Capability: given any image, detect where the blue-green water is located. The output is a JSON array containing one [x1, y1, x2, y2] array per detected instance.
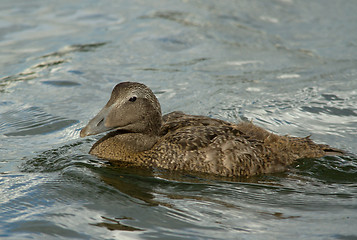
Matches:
[[1, 1, 357, 239]]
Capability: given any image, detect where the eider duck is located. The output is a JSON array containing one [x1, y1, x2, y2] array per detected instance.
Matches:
[[80, 82, 343, 177]]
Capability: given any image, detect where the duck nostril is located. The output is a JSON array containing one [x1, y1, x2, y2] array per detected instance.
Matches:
[[97, 118, 104, 127]]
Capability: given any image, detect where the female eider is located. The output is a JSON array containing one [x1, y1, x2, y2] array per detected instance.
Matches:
[[80, 82, 343, 177]]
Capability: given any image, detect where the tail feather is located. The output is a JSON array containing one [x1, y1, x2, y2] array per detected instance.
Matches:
[[236, 121, 344, 162], [318, 144, 345, 156]]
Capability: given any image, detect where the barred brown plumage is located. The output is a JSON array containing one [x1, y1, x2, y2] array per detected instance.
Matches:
[[80, 82, 344, 177]]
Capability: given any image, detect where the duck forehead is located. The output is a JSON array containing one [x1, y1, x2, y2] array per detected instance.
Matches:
[[115, 82, 148, 96], [107, 82, 148, 106]]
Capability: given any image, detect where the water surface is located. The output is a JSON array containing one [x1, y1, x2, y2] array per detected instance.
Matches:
[[1, 0, 357, 239]]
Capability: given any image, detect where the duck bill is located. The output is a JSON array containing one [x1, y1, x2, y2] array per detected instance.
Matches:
[[80, 107, 113, 137]]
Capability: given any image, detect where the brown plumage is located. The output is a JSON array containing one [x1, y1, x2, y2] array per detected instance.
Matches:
[[80, 82, 343, 177]]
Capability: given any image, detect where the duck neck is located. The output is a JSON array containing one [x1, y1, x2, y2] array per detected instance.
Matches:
[[116, 132, 159, 152], [89, 130, 159, 161]]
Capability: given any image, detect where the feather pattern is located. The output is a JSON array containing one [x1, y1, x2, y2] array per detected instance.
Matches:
[[81, 82, 344, 177]]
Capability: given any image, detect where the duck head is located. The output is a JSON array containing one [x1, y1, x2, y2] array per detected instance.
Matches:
[[80, 82, 162, 137]]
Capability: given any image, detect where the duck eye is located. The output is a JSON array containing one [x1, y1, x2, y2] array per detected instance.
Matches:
[[129, 96, 137, 102]]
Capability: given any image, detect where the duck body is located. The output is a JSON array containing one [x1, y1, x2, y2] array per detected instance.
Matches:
[[80, 82, 342, 177]]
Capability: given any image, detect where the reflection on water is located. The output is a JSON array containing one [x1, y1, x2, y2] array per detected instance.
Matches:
[[12, 142, 357, 238], [92, 216, 143, 232], [1, 0, 357, 239]]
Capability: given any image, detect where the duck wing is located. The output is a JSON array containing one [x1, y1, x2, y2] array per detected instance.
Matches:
[[153, 114, 343, 177], [153, 118, 268, 176], [161, 111, 233, 135]]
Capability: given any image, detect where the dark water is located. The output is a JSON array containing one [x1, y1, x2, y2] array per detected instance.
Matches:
[[1, 0, 357, 239]]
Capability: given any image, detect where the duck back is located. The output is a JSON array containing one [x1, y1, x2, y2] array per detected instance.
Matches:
[[138, 112, 341, 177]]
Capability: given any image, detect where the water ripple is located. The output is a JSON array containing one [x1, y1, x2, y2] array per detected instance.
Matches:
[[0, 106, 78, 136]]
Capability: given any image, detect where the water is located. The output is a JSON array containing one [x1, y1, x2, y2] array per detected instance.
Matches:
[[1, 0, 357, 239]]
